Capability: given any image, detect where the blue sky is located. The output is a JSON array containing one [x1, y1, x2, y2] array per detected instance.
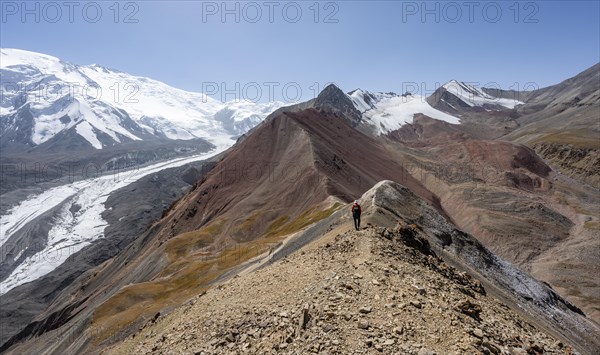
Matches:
[[1, 1, 599, 102]]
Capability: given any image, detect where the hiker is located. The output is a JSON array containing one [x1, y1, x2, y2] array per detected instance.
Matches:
[[352, 200, 361, 231]]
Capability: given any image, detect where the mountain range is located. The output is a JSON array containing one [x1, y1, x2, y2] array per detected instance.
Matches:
[[1, 48, 284, 150], [0, 49, 284, 197], [0, 50, 598, 354]]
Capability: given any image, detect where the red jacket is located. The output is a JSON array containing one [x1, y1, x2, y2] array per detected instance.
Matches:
[[352, 203, 361, 215]]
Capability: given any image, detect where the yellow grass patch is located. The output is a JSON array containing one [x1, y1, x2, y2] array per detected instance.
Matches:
[[91, 203, 342, 345]]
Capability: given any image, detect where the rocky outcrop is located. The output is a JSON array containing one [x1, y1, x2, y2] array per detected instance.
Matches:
[[533, 143, 600, 187]]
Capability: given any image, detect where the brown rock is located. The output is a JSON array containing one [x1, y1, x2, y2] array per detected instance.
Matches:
[[359, 306, 373, 314], [455, 300, 482, 320], [482, 340, 500, 354]]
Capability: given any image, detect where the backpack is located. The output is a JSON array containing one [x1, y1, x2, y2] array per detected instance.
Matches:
[[353, 204, 361, 217]]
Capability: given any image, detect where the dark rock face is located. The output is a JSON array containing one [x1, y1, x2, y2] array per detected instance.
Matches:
[[312, 84, 364, 127], [258, 84, 364, 129], [0, 204, 60, 282], [0, 297, 89, 353], [0, 104, 36, 150]]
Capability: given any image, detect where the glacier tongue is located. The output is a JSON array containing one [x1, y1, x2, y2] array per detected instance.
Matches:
[[0, 142, 232, 294]]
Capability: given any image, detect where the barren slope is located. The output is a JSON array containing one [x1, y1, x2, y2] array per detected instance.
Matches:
[[383, 112, 599, 322]]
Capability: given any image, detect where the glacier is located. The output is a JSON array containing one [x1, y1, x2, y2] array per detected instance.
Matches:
[[0, 142, 231, 294]]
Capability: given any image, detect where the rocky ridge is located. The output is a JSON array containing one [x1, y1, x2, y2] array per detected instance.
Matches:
[[105, 224, 570, 355]]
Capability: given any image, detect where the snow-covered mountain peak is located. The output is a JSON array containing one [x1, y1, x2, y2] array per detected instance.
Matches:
[[443, 80, 489, 98], [1, 48, 61, 68], [346, 87, 459, 135], [442, 79, 523, 109], [1, 48, 286, 149], [347, 88, 399, 113], [1, 48, 92, 86]]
